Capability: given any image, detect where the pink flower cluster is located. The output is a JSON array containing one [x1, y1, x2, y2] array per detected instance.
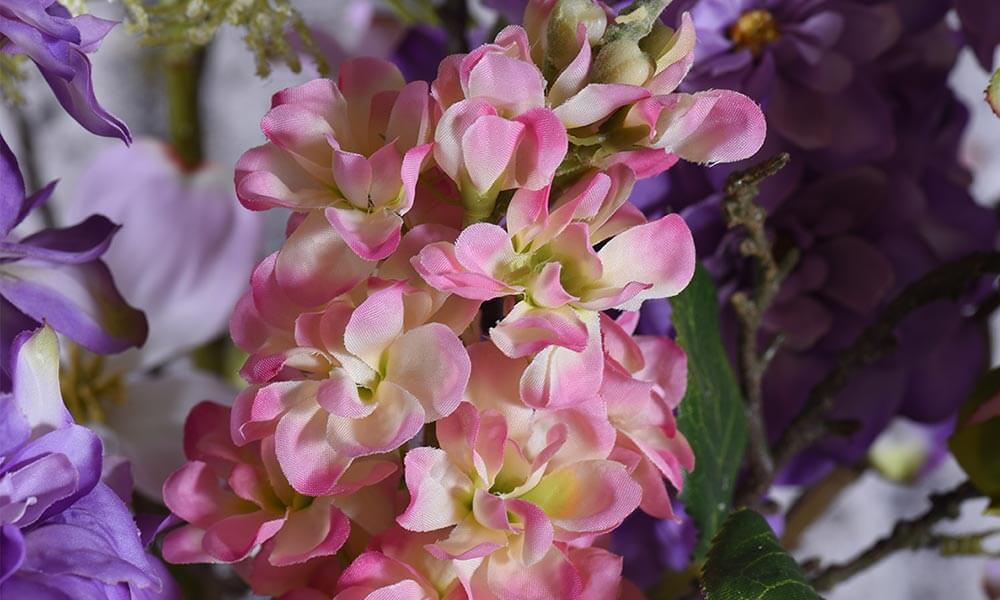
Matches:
[[163, 4, 764, 598]]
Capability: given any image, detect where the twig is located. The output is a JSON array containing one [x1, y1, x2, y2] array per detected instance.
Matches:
[[722, 153, 795, 508], [737, 250, 1000, 504], [809, 480, 982, 592]]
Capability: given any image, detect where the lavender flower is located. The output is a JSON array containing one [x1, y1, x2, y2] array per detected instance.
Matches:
[[0, 135, 146, 387], [0, 326, 173, 598], [0, 0, 130, 142]]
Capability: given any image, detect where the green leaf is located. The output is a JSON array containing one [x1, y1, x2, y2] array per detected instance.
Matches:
[[950, 367, 1000, 513], [671, 265, 748, 559], [703, 509, 820, 600]]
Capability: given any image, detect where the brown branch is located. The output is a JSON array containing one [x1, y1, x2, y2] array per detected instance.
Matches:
[[721, 153, 795, 508], [809, 480, 982, 592], [737, 250, 1000, 504]]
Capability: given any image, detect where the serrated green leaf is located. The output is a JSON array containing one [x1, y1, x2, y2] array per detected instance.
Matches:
[[671, 265, 748, 559], [950, 367, 1000, 513], [703, 509, 820, 600]]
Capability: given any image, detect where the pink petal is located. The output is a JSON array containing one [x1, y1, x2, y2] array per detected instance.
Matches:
[[344, 283, 406, 369], [235, 143, 324, 211], [519, 311, 604, 409], [328, 381, 426, 456], [650, 90, 766, 164], [548, 25, 592, 107], [455, 223, 518, 276], [434, 100, 497, 183], [413, 241, 512, 300], [275, 404, 353, 496], [553, 84, 650, 129], [529, 262, 578, 308], [461, 115, 525, 193], [522, 460, 641, 535], [325, 206, 403, 261], [386, 80, 434, 150], [275, 212, 375, 307], [269, 502, 351, 566], [385, 323, 471, 421], [512, 108, 568, 190], [161, 525, 214, 564], [203, 511, 285, 562], [486, 546, 582, 600], [316, 369, 373, 418], [646, 12, 696, 95], [595, 214, 695, 310], [261, 103, 335, 170], [466, 52, 546, 116], [331, 149, 374, 208], [491, 303, 589, 357], [397, 447, 471, 532], [506, 499, 554, 567]]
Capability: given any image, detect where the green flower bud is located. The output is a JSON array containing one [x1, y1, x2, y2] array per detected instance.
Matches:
[[592, 39, 654, 86], [546, 0, 607, 70]]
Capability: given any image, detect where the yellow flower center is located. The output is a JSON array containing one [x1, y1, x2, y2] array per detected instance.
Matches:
[[59, 342, 125, 423], [728, 9, 780, 56]]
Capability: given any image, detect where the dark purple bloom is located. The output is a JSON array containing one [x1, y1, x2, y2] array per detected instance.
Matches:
[[0, 135, 147, 388], [636, 1, 999, 485], [955, 0, 1000, 70], [611, 504, 697, 589], [0, 326, 173, 598], [662, 0, 902, 161], [0, 0, 130, 142]]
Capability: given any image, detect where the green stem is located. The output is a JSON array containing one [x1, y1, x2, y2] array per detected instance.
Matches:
[[164, 46, 207, 169]]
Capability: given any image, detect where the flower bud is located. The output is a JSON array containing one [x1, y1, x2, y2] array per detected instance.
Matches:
[[592, 39, 654, 86], [546, 0, 607, 70]]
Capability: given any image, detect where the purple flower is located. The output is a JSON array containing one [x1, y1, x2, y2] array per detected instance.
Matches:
[[635, 3, 999, 485], [0, 0, 130, 142], [0, 326, 174, 598], [611, 504, 697, 589], [0, 135, 147, 388], [955, 0, 1000, 70], [662, 0, 901, 160]]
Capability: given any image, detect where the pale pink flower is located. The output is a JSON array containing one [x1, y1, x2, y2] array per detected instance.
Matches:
[[600, 315, 694, 519], [396, 399, 638, 599], [161, 402, 397, 572], [432, 27, 568, 202], [413, 180, 695, 408], [235, 58, 434, 260], [231, 283, 471, 496], [334, 528, 473, 599]]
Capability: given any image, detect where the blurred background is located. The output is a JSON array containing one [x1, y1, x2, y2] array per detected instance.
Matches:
[[2, 1, 999, 598]]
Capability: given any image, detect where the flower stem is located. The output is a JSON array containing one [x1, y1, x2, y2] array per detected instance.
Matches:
[[164, 46, 207, 169], [722, 153, 795, 509]]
